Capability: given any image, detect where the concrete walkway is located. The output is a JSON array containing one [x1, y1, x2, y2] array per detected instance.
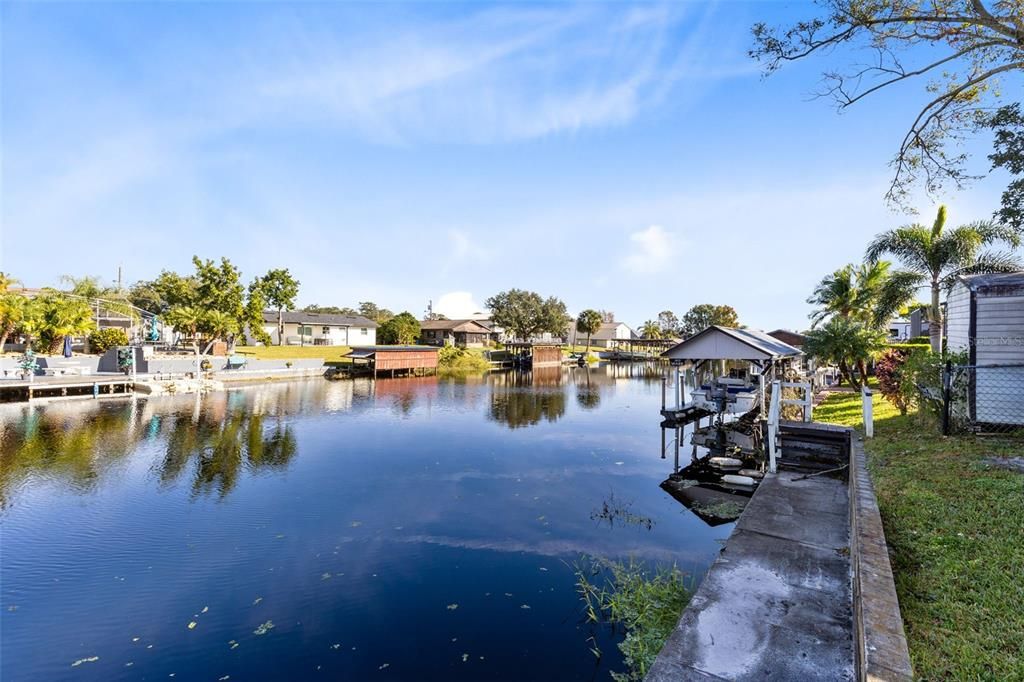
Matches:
[[647, 472, 853, 681]]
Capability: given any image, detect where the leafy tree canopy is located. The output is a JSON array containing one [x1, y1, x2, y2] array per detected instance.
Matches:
[[751, 0, 1024, 205], [485, 289, 570, 341], [679, 304, 740, 338], [656, 310, 679, 337], [986, 102, 1024, 233], [378, 311, 422, 345], [303, 304, 359, 316], [358, 302, 394, 324], [260, 268, 300, 311]]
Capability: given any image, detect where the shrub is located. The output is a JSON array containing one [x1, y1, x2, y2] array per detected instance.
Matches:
[[438, 344, 490, 374], [875, 348, 913, 415], [89, 328, 128, 354]]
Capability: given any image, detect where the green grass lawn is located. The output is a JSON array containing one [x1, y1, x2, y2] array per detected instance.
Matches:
[[816, 389, 1024, 679], [233, 345, 352, 363]]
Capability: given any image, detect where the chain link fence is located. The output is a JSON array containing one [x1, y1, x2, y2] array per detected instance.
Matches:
[[941, 364, 1024, 435]]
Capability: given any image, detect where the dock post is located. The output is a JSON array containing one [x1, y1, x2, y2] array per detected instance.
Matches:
[[661, 376, 667, 411], [862, 385, 874, 438], [673, 426, 680, 473], [93, 382, 99, 399], [660, 426, 666, 460], [674, 366, 682, 409]]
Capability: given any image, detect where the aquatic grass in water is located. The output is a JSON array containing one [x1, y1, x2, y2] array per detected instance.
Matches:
[[575, 558, 693, 682]]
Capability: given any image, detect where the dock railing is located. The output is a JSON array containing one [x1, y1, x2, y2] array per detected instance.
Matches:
[[780, 381, 813, 422], [766, 380, 781, 473]]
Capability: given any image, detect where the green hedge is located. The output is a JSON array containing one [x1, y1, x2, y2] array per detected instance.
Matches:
[[89, 328, 129, 354]]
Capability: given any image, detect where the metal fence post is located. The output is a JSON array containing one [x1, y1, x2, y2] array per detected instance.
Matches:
[[862, 385, 874, 438], [941, 360, 951, 436]]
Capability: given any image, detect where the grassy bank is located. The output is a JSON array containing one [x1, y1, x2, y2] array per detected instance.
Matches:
[[816, 389, 1024, 679]]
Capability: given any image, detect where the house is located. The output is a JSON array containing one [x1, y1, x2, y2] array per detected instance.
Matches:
[[420, 319, 492, 348], [887, 310, 929, 341], [564, 321, 637, 349], [766, 329, 807, 349], [945, 272, 1024, 426], [252, 311, 377, 346], [474, 319, 508, 344]]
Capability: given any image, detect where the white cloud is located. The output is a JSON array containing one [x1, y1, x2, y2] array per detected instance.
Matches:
[[434, 291, 487, 319], [621, 225, 675, 275]]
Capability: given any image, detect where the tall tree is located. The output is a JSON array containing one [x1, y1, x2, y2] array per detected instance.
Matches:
[[639, 320, 662, 339], [245, 280, 273, 346], [192, 257, 245, 342], [259, 268, 300, 346], [36, 292, 96, 354], [679, 304, 740, 338], [865, 204, 1021, 352], [0, 291, 26, 351], [201, 310, 240, 354], [657, 310, 679, 337], [986, 103, 1024, 234], [485, 289, 569, 341], [165, 305, 205, 362], [129, 270, 197, 315], [750, 1, 1024, 204], [358, 302, 394, 324], [303, 304, 359, 316], [378, 312, 421, 345], [575, 309, 603, 354]]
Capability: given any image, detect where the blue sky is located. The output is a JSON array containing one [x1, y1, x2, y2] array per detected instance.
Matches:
[[0, 1, 1016, 331]]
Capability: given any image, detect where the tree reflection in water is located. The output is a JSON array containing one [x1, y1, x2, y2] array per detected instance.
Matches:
[[489, 367, 567, 429], [0, 388, 300, 505]]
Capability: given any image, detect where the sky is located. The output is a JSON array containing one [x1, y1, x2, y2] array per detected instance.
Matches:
[[1, 1, 1018, 331]]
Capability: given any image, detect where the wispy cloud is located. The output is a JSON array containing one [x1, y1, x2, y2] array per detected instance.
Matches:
[[622, 225, 676, 275]]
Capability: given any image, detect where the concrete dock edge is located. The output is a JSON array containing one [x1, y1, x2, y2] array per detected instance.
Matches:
[[849, 436, 914, 681]]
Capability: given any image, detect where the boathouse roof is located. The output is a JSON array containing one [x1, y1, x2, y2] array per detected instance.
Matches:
[[660, 326, 803, 363]]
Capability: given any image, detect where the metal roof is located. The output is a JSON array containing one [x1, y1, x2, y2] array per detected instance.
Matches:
[[346, 345, 440, 358], [958, 272, 1024, 292], [262, 311, 378, 327], [661, 325, 804, 363]]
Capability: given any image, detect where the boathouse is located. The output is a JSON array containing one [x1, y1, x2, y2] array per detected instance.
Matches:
[[419, 319, 492, 348], [661, 325, 803, 370], [345, 345, 439, 377]]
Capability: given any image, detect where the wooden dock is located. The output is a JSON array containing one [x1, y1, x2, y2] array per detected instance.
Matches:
[[0, 376, 135, 403]]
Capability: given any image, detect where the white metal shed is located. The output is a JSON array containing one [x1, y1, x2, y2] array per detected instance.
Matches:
[[945, 272, 1024, 426]]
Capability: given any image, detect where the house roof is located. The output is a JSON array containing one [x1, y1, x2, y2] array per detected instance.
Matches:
[[661, 325, 803, 363], [958, 272, 1024, 293], [420, 319, 492, 333], [567, 321, 637, 340], [766, 329, 807, 347], [263, 311, 378, 327]]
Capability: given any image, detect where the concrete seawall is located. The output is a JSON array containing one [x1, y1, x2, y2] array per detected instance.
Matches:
[[647, 424, 912, 681]]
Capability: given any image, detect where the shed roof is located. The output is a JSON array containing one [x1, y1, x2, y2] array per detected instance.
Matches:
[[767, 329, 807, 347], [346, 345, 440, 359], [957, 272, 1024, 293], [263, 311, 378, 327], [661, 326, 803, 363]]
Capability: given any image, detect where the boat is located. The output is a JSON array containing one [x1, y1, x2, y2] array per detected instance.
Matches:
[[689, 376, 759, 414]]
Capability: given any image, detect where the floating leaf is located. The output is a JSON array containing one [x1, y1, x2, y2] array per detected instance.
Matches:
[[201, 606, 209, 614], [71, 657, 99, 667], [131, 637, 140, 642], [461, 653, 469, 662], [252, 597, 263, 606], [446, 604, 459, 611], [321, 573, 332, 580], [331, 644, 341, 650], [187, 622, 197, 630], [520, 604, 531, 610], [253, 620, 275, 636], [539, 567, 548, 572], [378, 663, 390, 670], [350, 521, 362, 528]]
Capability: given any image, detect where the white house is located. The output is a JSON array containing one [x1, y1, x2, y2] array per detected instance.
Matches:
[[564, 321, 637, 349], [252, 311, 377, 346], [945, 272, 1024, 426]]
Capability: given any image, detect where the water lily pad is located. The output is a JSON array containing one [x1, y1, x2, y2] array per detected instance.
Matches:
[[253, 620, 274, 636]]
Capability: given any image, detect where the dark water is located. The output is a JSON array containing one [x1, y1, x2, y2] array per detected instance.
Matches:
[[1, 365, 729, 681]]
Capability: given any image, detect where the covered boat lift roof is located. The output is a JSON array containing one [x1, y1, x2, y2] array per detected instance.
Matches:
[[661, 326, 803, 365]]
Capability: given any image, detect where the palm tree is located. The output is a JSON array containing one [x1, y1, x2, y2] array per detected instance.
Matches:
[[37, 293, 95, 354], [201, 310, 240, 354], [866, 205, 1021, 352], [804, 317, 886, 389], [807, 261, 918, 330], [575, 309, 603, 356], [0, 292, 26, 351], [639, 320, 662, 339], [166, 305, 205, 361]]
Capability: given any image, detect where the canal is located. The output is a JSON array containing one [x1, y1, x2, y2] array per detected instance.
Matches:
[[1, 365, 730, 681]]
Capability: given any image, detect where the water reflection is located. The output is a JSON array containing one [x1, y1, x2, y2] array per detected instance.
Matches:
[[488, 369, 567, 429]]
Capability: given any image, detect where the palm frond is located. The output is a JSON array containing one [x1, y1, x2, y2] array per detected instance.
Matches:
[[870, 270, 925, 329], [864, 226, 933, 273], [930, 205, 947, 240], [941, 251, 1024, 288]]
